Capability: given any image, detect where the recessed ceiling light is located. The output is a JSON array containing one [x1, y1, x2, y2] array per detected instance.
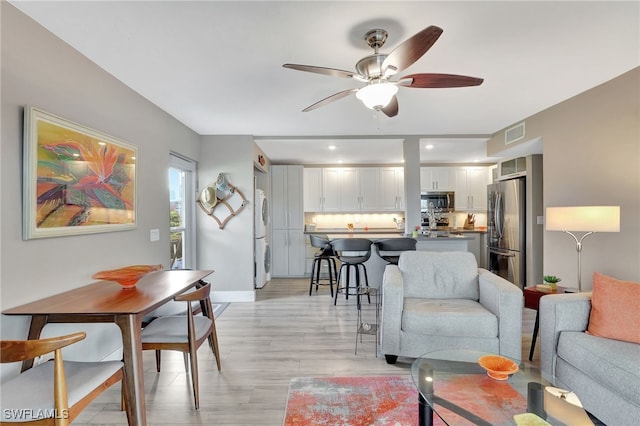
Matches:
[[337, 160, 343, 164], [473, 159, 479, 163], [328, 145, 336, 150], [425, 144, 434, 150]]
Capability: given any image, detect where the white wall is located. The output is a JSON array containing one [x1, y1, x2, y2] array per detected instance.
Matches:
[[488, 67, 640, 288], [197, 136, 256, 301], [0, 3, 201, 377], [403, 137, 422, 233]]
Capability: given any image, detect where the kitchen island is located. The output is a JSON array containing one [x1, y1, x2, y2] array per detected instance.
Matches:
[[307, 231, 473, 290]]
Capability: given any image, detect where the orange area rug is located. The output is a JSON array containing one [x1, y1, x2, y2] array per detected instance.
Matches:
[[284, 376, 417, 426], [284, 375, 528, 425]]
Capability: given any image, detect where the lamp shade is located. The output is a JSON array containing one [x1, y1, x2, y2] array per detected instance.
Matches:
[[546, 206, 620, 232], [355, 82, 398, 110]]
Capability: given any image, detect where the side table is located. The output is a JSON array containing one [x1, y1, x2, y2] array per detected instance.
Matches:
[[355, 287, 380, 356], [523, 286, 569, 361]]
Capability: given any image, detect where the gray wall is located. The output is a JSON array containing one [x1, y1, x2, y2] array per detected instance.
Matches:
[[1, 3, 201, 375], [198, 136, 256, 301], [488, 67, 640, 288]]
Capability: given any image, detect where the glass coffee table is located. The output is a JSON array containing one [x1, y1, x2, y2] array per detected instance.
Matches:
[[411, 350, 594, 426]]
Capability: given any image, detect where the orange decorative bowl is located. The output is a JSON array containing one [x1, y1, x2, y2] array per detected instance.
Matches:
[[478, 355, 519, 380], [92, 264, 163, 288]]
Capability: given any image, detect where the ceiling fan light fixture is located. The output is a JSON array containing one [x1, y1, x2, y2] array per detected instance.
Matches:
[[356, 82, 398, 110]]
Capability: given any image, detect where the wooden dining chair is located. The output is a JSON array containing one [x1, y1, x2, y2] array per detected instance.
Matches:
[[140, 282, 220, 410], [0, 332, 127, 426], [141, 276, 207, 327]]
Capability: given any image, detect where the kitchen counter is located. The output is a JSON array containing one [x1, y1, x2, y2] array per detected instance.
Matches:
[[320, 232, 473, 241], [304, 227, 485, 235], [413, 233, 473, 241], [304, 228, 402, 235]]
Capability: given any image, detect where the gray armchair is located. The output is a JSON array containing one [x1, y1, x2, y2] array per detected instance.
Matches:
[[381, 251, 523, 364]]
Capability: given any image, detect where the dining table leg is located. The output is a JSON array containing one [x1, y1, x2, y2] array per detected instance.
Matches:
[[116, 314, 146, 426], [20, 314, 48, 372]]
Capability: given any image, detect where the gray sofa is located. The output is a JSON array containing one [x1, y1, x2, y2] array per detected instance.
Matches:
[[381, 251, 523, 364], [540, 293, 640, 426]]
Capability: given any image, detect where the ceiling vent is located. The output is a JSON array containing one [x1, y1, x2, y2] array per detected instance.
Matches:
[[505, 122, 525, 145]]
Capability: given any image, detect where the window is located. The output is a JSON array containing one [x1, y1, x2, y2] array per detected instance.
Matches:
[[169, 154, 197, 269]]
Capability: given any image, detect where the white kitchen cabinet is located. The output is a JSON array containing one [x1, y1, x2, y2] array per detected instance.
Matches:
[[421, 167, 455, 191], [357, 168, 380, 211], [379, 167, 404, 211], [455, 167, 489, 211], [271, 165, 305, 277], [271, 229, 306, 277], [338, 168, 374, 211], [321, 168, 341, 212], [303, 168, 323, 212], [339, 168, 360, 211], [335, 167, 380, 212], [304, 166, 403, 213]]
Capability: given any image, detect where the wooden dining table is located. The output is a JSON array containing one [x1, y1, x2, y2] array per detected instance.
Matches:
[[2, 269, 214, 426]]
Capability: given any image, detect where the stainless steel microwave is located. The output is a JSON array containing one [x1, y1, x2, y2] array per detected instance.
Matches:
[[421, 191, 455, 212]]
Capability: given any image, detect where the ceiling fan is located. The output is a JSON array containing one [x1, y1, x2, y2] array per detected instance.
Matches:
[[283, 26, 483, 117]]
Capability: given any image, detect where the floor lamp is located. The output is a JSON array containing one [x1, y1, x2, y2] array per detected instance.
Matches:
[[545, 206, 620, 292]]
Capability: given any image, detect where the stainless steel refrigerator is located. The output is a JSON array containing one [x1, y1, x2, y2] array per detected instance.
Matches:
[[487, 178, 525, 288]]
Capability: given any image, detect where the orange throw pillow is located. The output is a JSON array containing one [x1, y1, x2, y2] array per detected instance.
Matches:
[[587, 272, 640, 344]]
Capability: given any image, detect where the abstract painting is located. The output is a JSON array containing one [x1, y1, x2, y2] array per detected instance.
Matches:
[[23, 107, 137, 239]]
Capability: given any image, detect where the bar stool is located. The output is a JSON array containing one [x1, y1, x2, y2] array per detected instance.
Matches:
[[331, 238, 373, 307], [374, 238, 417, 265], [308, 234, 338, 297]]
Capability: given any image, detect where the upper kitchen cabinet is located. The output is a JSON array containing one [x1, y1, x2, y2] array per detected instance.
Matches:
[[321, 168, 341, 212], [303, 168, 323, 212], [304, 167, 401, 213], [340, 168, 379, 212], [271, 165, 303, 230], [379, 167, 405, 211], [455, 167, 490, 211], [421, 167, 456, 191]]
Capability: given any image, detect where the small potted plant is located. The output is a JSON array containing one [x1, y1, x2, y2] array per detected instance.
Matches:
[[543, 275, 562, 291]]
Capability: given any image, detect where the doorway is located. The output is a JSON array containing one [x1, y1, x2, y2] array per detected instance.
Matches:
[[169, 154, 197, 269]]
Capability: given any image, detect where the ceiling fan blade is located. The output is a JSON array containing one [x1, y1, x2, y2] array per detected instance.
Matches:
[[283, 63, 356, 79], [302, 88, 358, 112], [399, 73, 484, 88], [381, 95, 398, 118], [382, 26, 443, 74]]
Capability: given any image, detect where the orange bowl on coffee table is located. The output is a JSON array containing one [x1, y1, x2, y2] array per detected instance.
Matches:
[[478, 355, 519, 380], [92, 264, 163, 288]]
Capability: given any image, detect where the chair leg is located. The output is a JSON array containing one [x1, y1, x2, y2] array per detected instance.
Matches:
[[210, 319, 222, 371], [155, 350, 161, 372], [315, 258, 322, 292], [188, 347, 200, 409], [328, 258, 336, 298], [334, 264, 345, 305], [345, 264, 351, 300], [309, 258, 317, 296], [355, 265, 361, 310]]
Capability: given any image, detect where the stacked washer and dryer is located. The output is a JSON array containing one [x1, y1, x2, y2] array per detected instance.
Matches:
[[254, 189, 271, 288]]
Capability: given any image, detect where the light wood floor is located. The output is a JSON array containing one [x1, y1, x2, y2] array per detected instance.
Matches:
[[74, 278, 538, 425]]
